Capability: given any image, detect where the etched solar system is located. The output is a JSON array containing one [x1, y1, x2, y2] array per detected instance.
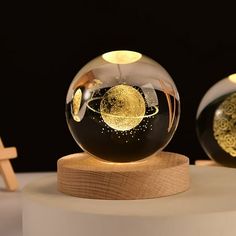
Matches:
[[66, 51, 180, 162]]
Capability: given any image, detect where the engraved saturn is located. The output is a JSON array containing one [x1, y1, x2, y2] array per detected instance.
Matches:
[[71, 84, 159, 131]]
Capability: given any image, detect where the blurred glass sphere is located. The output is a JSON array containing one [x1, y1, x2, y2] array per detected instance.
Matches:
[[196, 74, 236, 167], [66, 50, 180, 162]]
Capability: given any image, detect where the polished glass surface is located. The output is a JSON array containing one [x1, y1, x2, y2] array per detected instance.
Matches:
[[66, 50, 180, 162], [196, 74, 236, 167]]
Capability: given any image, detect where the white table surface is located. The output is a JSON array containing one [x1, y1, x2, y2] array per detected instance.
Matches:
[[2, 166, 236, 236], [0, 172, 54, 236]]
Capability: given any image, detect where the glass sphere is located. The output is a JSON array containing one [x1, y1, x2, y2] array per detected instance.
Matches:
[[66, 50, 180, 162], [196, 74, 236, 167]]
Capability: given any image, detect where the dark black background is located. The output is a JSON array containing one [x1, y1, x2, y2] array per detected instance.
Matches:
[[2, 2, 236, 172]]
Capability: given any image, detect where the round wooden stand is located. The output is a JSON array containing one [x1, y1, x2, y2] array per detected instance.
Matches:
[[57, 152, 190, 200]]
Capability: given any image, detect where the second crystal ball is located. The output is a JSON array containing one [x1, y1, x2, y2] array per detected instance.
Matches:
[[66, 50, 180, 162]]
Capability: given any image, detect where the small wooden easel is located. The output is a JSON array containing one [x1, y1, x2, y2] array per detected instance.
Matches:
[[0, 138, 18, 191]]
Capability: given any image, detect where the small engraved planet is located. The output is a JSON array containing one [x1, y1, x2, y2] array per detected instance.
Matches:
[[72, 88, 82, 122]]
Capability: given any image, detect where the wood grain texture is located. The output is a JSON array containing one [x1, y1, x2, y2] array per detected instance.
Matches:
[[0, 147, 17, 160], [57, 152, 190, 200], [0, 138, 19, 191]]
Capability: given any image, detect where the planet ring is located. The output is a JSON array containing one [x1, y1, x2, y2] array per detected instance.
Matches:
[[86, 97, 159, 119]]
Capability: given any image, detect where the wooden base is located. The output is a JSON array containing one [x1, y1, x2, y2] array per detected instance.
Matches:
[[195, 160, 220, 166], [57, 152, 190, 200]]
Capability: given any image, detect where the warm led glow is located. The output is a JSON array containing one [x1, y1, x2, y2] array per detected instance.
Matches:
[[228, 73, 236, 83], [102, 50, 142, 64], [100, 158, 148, 165]]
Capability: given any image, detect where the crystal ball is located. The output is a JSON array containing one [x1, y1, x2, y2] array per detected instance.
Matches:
[[196, 74, 236, 167], [66, 50, 180, 162]]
